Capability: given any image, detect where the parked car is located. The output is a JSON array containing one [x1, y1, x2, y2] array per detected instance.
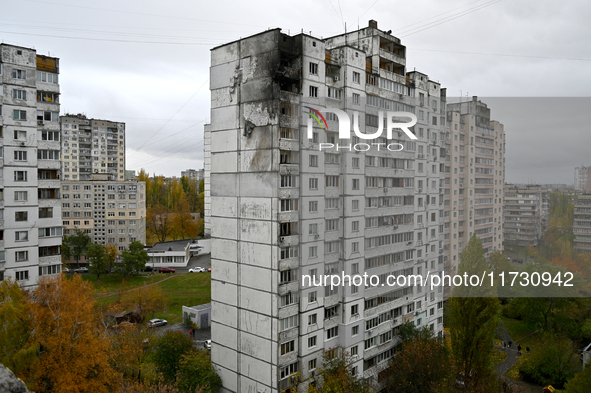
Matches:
[[158, 267, 175, 273], [189, 267, 205, 273], [204, 340, 211, 350], [145, 266, 154, 272], [148, 318, 168, 327], [63, 267, 70, 273], [73, 267, 89, 273]]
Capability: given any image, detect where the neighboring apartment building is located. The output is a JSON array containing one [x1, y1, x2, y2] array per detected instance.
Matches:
[[60, 114, 125, 181], [444, 97, 505, 277], [503, 185, 549, 248], [574, 194, 591, 254], [0, 44, 63, 286], [207, 21, 445, 393], [61, 175, 146, 252], [181, 168, 204, 182], [575, 166, 591, 193]]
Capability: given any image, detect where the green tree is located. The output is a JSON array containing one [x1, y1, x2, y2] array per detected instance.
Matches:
[[176, 350, 221, 393], [0, 278, 38, 385], [449, 235, 500, 391], [565, 363, 591, 393], [152, 331, 194, 382], [63, 231, 92, 264], [519, 334, 577, 388], [87, 243, 109, 280], [122, 241, 149, 275]]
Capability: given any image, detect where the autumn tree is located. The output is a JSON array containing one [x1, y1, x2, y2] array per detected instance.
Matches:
[[110, 325, 156, 382], [152, 331, 194, 382], [120, 284, 166, 322], [147, 208, 173, 244], [29, 274, 118, 393], [106, 244, 119, 271], [449, 235, 500, 391], [176, 349, 222, 393], [122, 241, 150, 275], [170, 195, 198, 240], [87, 243, 109, 280], [0, 278, 38, 384]]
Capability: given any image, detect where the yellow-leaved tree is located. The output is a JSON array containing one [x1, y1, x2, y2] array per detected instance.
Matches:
[[29, 274, 118, 393]]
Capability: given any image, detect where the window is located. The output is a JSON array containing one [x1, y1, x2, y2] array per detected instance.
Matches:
[[308, 314, 317, 325], [39, 227, 62, 237], [15, 231, 28, 241], [14, 130, 26, 140], [15, 212, 27, 222], [326, 176, 339, 187], [14, 151, 27, 161], [351, 345, 358, 357], [327, 326, 338, 339], [326, 219, 338, 231], [280, 362, 298, 380], [308, 336, 317, 348], [309, 246, 317, 258], [13, 110, 27, 120], [351, 304, 359, 315], [309, 62, 318, 75], [352, 200, 359, 211], [12, 69, 26, 79], [281, 340, 295, 355], [16, 270, 29, 281], [352, 71, 360, 83], [309, 178, 318, 190], [309, 85, 318, 97], [14, 171, 27, 181], [280, 293, 297, 307], [37, 111, 59, 122], [280, 175, 297, 188], [352, 179, 360, 190], [309, 223, 318, 235], [309, 155, 318, 167], [16, 251, 29, 261], [308, 291, 317, 303], [327, 87, 342, 100], [279, 315, 298, 331], [36, 71, 58, 83], [352, 221, 359, 231], [309, 200, 318, 212], [352, 157, 359, 168], [13, 89, 26, 100], [352, 325, 359, 336], [14, 191, 27, 201], [280, 199, 299, 212], [308, 359, 317, 371], [353, 93, 360, 105], [37, 150, 60, 160]]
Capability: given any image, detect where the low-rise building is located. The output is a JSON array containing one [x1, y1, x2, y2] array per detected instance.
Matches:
[[145, 239, 198, 268]]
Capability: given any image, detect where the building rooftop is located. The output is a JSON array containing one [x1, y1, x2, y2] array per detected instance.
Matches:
[[149, 239, 197, 252]]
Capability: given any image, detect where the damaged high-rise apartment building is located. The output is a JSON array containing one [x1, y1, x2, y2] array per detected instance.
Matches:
[[206, 20, 447, 392]]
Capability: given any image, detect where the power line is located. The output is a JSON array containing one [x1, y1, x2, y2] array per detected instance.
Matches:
[[129, 78, 209, 157], [0, 30, 224, 45], [410, 48, 591, 62]]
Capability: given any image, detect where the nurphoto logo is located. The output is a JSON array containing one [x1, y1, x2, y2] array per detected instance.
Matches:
[[303, 106, 418, 151]]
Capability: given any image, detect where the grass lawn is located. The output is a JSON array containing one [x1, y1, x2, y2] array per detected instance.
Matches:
[[92, 273, 211, 325], [80, 273, 171, 294]]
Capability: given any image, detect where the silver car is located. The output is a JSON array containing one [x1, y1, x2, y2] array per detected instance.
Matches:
[[148, 318, 168, 327]]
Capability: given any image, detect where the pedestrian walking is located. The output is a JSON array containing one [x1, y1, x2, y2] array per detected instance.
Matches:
[[189, 329, 193, 337], [526, 346, 530, 354], [518, 344, 522, 355], [192, 329, 196, 338], [502, 340, 505, 348], [508, 341, 512, 348]]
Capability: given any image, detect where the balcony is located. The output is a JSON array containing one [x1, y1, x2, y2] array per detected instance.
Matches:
[[279, 164, 299, 175], [38, 179, 60, 188], [278, 188, 299, 199], [378, 68, 406, 85], [279, 139, 299, 151], [379, 48, 406, 67]]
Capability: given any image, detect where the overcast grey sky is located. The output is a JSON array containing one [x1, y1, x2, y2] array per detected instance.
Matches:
[[2, 0, 591, 183]]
